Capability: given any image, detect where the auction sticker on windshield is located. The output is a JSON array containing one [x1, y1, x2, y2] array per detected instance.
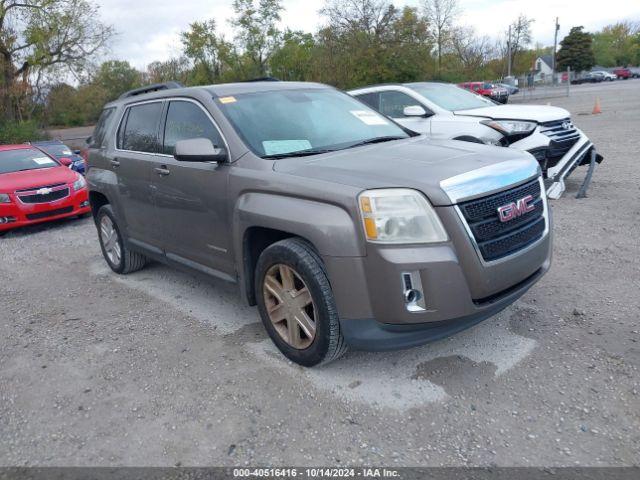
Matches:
[[263, 140, 312, 155], [350, 110, 389, 126], [33, 157, 57, 166]]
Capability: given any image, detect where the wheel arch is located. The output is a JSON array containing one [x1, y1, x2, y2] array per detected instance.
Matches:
[[233, 192, 364, 305]]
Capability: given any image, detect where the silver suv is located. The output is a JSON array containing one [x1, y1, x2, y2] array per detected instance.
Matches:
[[87, 81, 552, 367]]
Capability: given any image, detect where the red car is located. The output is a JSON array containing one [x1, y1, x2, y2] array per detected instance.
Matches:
[[613, 68, 632, 79], [458, 81, 509, 104], [0, 144, 91, 234]]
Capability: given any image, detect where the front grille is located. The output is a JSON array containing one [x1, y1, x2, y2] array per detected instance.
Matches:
[[459, 179, 546, 262], [539, 118, 580, 164], [18, 187, 69, 204], [26, 206, 73, 220]]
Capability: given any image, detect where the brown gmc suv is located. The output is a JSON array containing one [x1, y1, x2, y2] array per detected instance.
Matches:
[[87, 81, 552, 367]]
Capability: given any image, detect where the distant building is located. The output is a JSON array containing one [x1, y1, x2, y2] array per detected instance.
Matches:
[[532, 55, 554, 83]]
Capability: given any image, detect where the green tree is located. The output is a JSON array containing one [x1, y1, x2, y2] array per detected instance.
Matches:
[[270, 30, 315, 80], [231, 0, 283, 77], [181, 19, 236, 84], [93, 60, 141, 102], [556, 26, 595, 73], [0, 0, 113, 122], [593, 22, 640, 67]]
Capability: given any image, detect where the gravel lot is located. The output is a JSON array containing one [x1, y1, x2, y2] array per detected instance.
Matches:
[[1, 80, 638, 467]]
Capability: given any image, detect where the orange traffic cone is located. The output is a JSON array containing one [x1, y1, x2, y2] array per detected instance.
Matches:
[[592, 97, 602, 114]]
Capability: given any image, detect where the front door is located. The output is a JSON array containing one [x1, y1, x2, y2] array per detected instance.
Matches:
[[151, 99, 234, 278]]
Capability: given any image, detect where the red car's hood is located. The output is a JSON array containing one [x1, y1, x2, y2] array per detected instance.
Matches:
[[0, 166, 76, 192]]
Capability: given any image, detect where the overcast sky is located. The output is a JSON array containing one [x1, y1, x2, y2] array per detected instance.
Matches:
[[96, 0, 640, 69]]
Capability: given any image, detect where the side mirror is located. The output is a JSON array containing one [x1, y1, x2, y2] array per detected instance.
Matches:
[[73, 150, 81, 155], [403, 105, 429, 117], [174, 138, 227, 163], [59, 157, 73, 167]]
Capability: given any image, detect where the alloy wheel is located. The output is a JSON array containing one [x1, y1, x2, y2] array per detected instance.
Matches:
[[262, 264, 317, 349], [100, 215, 121, 266]]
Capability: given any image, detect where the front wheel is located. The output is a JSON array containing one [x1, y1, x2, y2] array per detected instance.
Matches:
[[255, 238, 347, 367]]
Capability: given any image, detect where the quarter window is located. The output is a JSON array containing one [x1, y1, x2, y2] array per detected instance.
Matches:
[[90, 107, 115, 148], [118, 102, 163, 153], [162, 101, 224, 155], [378, 91, 421, 118]]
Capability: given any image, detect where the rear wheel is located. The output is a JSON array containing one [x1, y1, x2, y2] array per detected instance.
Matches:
[[255, 238, 347, 367], [96, 205, 147, 274]]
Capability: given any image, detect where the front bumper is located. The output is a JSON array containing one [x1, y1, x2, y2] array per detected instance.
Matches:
[[323, 197, 552, 351], [0, 187, 90, 232], [512, 128, 603, 197], [339, 265, 547, 351]]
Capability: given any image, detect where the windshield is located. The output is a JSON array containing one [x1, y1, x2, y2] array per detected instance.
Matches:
[[36, 143, 73, 157], [407, 83, 496, 111], [0, 149, 60, 174], [216, 88, 409, 158]]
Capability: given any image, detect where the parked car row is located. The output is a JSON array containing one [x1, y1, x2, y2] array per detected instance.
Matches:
[[458, 81, 510, 103]]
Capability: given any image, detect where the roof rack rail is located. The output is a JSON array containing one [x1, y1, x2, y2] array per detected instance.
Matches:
[[119, 82, 184, 99], [241, 76, 280, 82]]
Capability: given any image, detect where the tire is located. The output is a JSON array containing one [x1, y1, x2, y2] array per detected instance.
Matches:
[[255, 237, 347, 367], [96, 204, 147, 274]]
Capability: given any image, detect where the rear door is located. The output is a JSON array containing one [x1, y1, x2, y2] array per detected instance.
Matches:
[[151, 99, 234, 277], [109, 101, 164, 249]]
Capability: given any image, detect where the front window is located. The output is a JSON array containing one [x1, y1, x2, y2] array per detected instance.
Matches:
[[216, 88, 409, 158], [162, 101, 224, 155], [0, 149, 60, 174], [407, 83, 495, 111]]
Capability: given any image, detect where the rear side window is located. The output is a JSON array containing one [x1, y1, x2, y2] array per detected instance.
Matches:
[[90, 107, 115, 148], [162, 101, 224, 155], [118, 102, 163, 153]]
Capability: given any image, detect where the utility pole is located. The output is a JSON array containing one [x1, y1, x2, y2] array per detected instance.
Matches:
[[552, 17, 560, 84], [507, 25, 512, 78]]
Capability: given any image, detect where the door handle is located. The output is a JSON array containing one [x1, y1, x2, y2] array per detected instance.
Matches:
[[110, 159, 120, 168], [155, 166, 170, 176]]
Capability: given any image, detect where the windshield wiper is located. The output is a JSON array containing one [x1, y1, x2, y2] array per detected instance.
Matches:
[[262, 148, 336, 159], [343, 136, 406, 150]]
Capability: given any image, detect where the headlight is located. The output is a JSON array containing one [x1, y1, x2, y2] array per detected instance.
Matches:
[[73, 174, 86, 191], [358, 189, 448, 244], [0, 193, 10, 203], [481, 119, 537, 137]]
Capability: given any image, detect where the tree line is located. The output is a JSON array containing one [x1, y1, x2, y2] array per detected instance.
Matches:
[[1, 0, 639, 134]]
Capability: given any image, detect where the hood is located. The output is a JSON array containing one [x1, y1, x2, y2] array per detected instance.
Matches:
[[0, 166, 77, 193], [455, 104, 571, 123], [273, 136, 539, 206]]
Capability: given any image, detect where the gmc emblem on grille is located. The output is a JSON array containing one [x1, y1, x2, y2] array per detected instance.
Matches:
[[497, 195, 535, 223], [36, 188, 53, 195]]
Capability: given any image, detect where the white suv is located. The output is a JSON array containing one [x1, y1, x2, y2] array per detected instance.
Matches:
[[349, 82, 603, 198]]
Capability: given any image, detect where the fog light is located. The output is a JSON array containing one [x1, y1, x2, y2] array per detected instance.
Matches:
[[0, 216, 17, 224], [402, 271, 426, 312], [80, 201, 90, 208]]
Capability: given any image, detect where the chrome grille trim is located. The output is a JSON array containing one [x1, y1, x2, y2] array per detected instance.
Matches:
[[454, 176, 549, 266]]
